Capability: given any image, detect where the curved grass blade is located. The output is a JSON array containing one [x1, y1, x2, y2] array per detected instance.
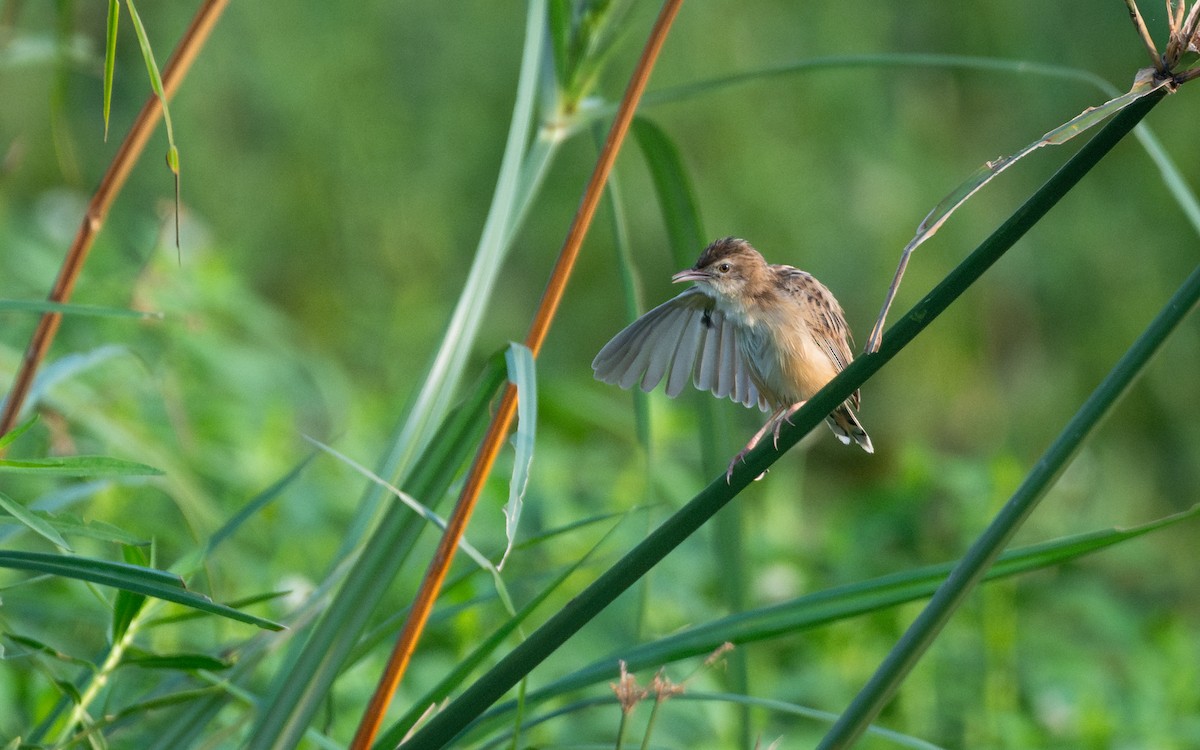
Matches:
[[500, 342, 537, 569], [0, 491, 71, 550], [0, 551, 282, 630], [0, 513, 144, 547], [203, 453, 314, 556], [398, 87, 1170, 750], [865, 72, 1174, 352], [305, 436, 494, 572], [0, 415, 36, 452], [595, 126, 650, 448], [818, 268, 1200, 748]]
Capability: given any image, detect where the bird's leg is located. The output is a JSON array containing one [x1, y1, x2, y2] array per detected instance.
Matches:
[[726, 407, 788, 482], [771, 400, 808, 447]]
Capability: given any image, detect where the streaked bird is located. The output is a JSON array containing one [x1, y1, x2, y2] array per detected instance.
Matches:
[[593, 237, 873, 480]]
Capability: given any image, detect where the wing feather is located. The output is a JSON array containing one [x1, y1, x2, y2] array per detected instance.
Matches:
[[593, 288, 764, 409]]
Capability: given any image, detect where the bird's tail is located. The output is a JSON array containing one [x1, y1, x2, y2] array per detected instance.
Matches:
[[826, 405, 873, 454]]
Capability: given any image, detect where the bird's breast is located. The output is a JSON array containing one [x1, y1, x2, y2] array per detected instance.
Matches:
[[734, 307, 839, 408]]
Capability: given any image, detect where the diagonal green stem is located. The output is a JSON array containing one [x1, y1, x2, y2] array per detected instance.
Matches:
[[819, 227, 1200, 748], [398, 62, 1170, 750]]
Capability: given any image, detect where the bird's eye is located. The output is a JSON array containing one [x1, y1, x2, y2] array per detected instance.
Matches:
[[717, 262, 731, 273]]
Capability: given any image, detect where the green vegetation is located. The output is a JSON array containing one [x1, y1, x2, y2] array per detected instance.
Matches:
[[2, 2, 1199, 748]]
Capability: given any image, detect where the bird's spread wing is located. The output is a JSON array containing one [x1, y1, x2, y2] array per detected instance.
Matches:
[[592, 287, 768, 411]]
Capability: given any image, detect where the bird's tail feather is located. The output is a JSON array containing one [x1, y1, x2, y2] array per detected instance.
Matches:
[[826, 405, 873, 454]]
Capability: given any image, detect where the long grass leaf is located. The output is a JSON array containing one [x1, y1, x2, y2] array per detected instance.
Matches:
[[0, 455, 162, 477], [0, 551, 281, 630], [123, 0, 181, 250]]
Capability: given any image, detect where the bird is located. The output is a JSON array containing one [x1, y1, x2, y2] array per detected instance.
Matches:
[[592, 237, 873, 481]]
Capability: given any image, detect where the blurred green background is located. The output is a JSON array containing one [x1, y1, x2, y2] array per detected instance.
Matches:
[[2, 0, 1200, 747]]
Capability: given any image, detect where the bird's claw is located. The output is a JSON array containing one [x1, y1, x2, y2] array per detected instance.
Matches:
[[725, 450, 750, 483]]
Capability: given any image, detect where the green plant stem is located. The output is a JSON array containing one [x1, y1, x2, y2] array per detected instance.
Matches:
[[398, 83, 1168, 750]]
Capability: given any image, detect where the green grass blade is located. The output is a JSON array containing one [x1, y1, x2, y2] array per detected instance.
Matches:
[[111, 543, 151, 643], [398, 82, 1169, 750], [120, 649, 232, 671], [123, 0, 173, 148], [0, 551, 282, 630], [817, 266, 1200, 749], [102, 0, 118, 140], [204, 454, 314, 556], [631, 117, 706, 268], [0, 415, 36, 451], [596, 127, 651, 449], [501, 343, 537, 568], [0, 455, 162, 477], [0, 490, 71, 550]]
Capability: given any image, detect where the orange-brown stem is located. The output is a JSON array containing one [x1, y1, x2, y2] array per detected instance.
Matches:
[[348, 1, 686, 747], [0, 0, 229, 438]]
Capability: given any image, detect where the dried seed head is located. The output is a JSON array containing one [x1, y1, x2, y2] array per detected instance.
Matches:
[[650, 669, 686, 704], [704, 641, 735, 668], [610, 660, 648, 715]]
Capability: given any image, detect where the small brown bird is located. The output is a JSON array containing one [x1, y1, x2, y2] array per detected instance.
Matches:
[[593, 237, 872, 480]]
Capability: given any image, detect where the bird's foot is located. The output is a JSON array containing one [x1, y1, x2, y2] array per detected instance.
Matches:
[[771, 400, 807, 448]]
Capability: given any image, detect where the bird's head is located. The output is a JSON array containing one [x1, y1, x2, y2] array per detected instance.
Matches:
[[671, 237, 768, 302]]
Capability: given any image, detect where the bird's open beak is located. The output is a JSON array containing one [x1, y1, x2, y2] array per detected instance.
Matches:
[[671, 269, 708, 284]]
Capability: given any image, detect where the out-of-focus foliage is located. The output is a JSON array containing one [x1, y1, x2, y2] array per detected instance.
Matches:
[[2, 1, 1199, 748]]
